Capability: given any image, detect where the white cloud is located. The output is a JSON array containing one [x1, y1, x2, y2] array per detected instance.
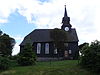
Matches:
[[12, 35, 24, 41], [11, 35, 24, 55], [12, 43, 20, 55], [0, 0, 18, 19], [0, 19, 8, 23]]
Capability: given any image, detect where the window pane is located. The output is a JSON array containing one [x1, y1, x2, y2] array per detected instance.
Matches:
[[69, 50, 71, 54], [54, 48, 57, 54], [45, 43, 49, 54], [37, 43, 41, 54]]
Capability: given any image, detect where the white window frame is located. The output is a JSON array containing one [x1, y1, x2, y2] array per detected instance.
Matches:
[[45, 43, 49, 54], [37, 43, 41, 54], [54, 48, 57, 54], [69, 50, 72, 54]]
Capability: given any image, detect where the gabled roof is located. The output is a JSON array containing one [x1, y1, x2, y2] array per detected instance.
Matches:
[[20, 29, 79, 46]]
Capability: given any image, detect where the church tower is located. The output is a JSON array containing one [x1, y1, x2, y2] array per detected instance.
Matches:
[[61, 5, 72, 31]]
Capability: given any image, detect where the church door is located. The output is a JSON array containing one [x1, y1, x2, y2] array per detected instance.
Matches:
[[64, 50, 68, 58]]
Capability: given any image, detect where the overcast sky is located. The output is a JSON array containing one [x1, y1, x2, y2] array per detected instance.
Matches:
[[0, 0, 100, 55]]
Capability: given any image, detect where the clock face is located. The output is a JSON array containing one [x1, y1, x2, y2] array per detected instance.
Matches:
[[65, 27, 69, 31]]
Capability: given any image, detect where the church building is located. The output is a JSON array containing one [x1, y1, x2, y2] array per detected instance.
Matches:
[[20, 6, 79, 61]]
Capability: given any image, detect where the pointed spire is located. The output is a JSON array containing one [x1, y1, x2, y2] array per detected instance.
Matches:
[[61, 5, 72, 30], [64, 5, 68, 17]]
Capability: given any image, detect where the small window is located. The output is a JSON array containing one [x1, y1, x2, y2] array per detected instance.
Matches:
[[65, 51, 68, 57], [69, 50, 71, 54], [54, 48, 57, 54], [45, 43, 49, 54], [37, 43, 41, 54]]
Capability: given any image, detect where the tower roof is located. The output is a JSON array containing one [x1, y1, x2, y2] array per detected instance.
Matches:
[[64, 5, 68, 17], [61, 5, 72, 29]]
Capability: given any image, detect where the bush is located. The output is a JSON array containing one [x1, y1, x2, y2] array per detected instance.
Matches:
[[9, 55, 19, 60], [79, 40, 100, 73], [17, 43, 36, 66], [0, 56, 11, 70]]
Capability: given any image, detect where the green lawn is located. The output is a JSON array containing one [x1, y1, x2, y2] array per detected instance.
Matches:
[[0, 60, 97, 75]]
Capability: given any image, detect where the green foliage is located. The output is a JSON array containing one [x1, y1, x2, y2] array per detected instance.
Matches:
[[0, 30, 16, 70], [0, 56, 11, 70], [79, 42, 89, 51], [9, 55, 18, 60], [0, 31, 16, 56], [79, 40, 100, 73], [17, 43, 36, 66], [50, 28, 68, 52], [50, 28, 67, 41], [0, 30, 2, 35]]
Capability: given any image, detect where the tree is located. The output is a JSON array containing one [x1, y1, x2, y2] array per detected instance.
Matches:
[[0, 30, 15, 70], [17, 43, 36, 66], [0, 30, 2, 35], [0, 31, 15, 56], [50, 28, 68, 57], [0, 56, 11, 70], [79, 40, 100, 73], [78, 42, 89, 55], [79, 42, 89, 50]]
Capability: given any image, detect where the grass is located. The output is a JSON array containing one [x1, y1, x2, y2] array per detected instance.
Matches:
[[0, 60, 97, 75]]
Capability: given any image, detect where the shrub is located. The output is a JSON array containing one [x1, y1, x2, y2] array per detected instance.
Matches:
[[79, 40, 100, 73], [17, 43, 36, 66], [0, 56, 11, 70], [9, 55, 19, 60]]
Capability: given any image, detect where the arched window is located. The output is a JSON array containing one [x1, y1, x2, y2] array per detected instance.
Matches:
[[45, 43, 49, 54], [37, 43, 41, 54]]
